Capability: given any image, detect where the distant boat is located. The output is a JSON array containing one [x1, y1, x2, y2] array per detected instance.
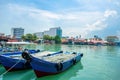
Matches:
[[0, 41, 33, 52], [22, 51, 83, 78], [6, 42, 32, 45], [0, 50, 63, 71]]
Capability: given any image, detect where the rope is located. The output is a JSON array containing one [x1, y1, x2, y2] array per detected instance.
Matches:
[[0, 59, 21, 78]]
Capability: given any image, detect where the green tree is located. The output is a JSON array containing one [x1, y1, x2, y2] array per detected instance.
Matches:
[[43, 35, 61, 44], [26, 34, 32, 41], [54, 35, 61, 44], [21, 35, 26, 41], [43, 35, 50, 40], [21, 34, 38, 42]]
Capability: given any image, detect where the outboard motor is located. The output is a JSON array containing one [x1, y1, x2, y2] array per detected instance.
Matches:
[[22, 51, 32, 62]]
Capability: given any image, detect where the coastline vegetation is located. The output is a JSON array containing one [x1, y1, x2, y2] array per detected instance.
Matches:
[[21, 33, 38, 42], [43, 35, 61, 44], [21, 34, 61, 44]]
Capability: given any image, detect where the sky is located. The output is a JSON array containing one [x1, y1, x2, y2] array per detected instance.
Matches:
[[0, 0, 120, 38]]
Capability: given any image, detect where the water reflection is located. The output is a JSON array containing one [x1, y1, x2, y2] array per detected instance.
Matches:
[[24, 44, 37, 50], [43, 44, 61, 51], [106, 46, 120, 53], [35, 61, 83, 80], [2, 70, 32, 80], [0, 65, 5, 75]]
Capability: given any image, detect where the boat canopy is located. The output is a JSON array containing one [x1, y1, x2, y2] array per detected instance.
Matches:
[[6, 42, 32, 45]]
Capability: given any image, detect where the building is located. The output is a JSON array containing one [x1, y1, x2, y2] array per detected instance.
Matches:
[[106, 36, 119, 42], [11, 28, 24, 40], [44, 27, 62, 37], [34, 32, 44, 38], [0, 33, 8, 42], [0, 33, 5, 36], [34, 27, 62, 38]]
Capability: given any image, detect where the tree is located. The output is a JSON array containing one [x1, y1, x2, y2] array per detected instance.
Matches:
[[31, 34, 38, 41], [21, 34, 38, 42], [21, 35, 26, 41], [43, 35, 61, 44], [54, 35, 61, 44], [43, 35, 50, 40]]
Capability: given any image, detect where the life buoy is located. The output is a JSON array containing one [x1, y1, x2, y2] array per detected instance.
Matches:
[[22, 51, 32, 62], [55, 62, 63, 71]]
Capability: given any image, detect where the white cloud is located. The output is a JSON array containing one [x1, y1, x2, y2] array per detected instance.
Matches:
[[2, 3, 118, 38], [78, 10, 118, 37], [104, 10, 117, 18], [6, 4, 104, 35], [8, 4, 61, 20]]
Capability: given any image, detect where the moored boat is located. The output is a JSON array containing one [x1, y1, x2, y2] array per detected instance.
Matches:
[[0, 50, 63, 71], [0, 49, 40, 71], [22, 51, 83, 78]]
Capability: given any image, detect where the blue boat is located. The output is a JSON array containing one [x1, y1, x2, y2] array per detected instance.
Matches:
[[0, 49, 40, 71], [0, 50, 63, 71], [0, 48, 2, 52], [22, 51, 83, 78]]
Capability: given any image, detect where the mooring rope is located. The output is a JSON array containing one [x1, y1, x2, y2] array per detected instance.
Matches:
[[0, 59, 21, 78]]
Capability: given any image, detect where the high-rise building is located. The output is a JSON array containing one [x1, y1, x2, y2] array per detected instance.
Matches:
[[34, 27, 62, 38], [11, 28, 24, 39], [45, 27, 62, 37]]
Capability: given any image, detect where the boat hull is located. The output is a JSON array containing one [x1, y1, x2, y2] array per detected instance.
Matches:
[[30, 53, 83, 77], [0, 50, 38, 71], [0, 55, 31, 71]]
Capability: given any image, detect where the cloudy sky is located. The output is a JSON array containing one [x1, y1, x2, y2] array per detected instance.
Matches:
[[0, 0, 120, 38]]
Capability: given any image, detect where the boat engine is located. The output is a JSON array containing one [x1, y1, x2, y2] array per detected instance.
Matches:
[[22, 51, 32, 62]]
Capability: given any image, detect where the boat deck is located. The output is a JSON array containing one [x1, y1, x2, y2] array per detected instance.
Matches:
[[32, 51, 55, 57], [3, 51, 54, 59], [39, 53, 77, 63]]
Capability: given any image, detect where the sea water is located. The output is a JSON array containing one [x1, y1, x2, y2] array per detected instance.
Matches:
[[0, 44, 120, 80]]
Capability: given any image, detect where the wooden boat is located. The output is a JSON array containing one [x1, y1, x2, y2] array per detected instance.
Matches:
[[22, 51, 83, 78], [0, 50, 63, 71]]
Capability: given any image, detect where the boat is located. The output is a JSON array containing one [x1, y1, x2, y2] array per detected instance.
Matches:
[[22, 51, 83, 78], [1, 41, 33, 52], [6, 41, 32, 45], [0, 50, 63, 71], [0, 49, 40, 71], [0, 41, 34, 65]]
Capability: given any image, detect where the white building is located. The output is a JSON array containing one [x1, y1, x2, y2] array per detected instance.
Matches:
[[44, 27, 62, 37], [34, 27, 62, 38], [34, 32, 44, 38]]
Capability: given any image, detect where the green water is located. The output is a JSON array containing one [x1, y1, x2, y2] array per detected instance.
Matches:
[[0, 44, 120, 80]]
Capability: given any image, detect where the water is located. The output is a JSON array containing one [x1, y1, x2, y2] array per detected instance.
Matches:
[[0, 44, 120, 80]]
